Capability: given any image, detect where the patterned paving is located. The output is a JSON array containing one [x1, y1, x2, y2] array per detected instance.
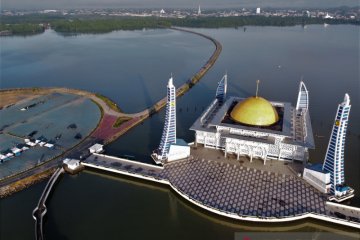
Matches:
[[163, 158, 327, 218], [84, 154, 360, 225], [85, 154, 329, 219]]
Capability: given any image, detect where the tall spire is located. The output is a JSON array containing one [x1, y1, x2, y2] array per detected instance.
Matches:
[[198, 5, 201, 15], [153, 75, 177, 163], [296, 80, 309, 112], [215, 73, 228, 104], [168, 73, 174, 87], [255, 80, 260, 98], [322, 93, 351, 196]]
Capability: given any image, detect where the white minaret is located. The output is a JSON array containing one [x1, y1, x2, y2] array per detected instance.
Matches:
[[152, 75, 177, 164], [198, 5, 201, 15], [215, 73, 228, 104], [323, 94, 351, 197], [296, 81, 309, 113]]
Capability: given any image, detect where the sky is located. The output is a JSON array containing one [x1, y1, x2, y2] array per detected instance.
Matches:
[[1, 0, 359, 10]]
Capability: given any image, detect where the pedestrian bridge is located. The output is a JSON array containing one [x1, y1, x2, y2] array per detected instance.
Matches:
[[32, 167, 64, 240]]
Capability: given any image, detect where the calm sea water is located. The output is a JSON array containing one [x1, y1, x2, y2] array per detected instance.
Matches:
[[0, 29, 213, 113], [1, 25, 359, 239]]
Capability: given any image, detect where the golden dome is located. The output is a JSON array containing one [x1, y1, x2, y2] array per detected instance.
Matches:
[[230, 96, 279, 126]]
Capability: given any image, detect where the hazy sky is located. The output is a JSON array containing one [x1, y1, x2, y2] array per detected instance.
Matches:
[[1, 0, 359, 10]]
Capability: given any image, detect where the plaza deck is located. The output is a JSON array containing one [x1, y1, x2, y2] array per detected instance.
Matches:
[[81, 148, 360, 229], [166, 158, 326, 218]]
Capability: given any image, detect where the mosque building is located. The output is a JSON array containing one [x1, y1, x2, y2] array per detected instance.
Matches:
[[151, 73, 354, 202], [190, 75, 315, 164]]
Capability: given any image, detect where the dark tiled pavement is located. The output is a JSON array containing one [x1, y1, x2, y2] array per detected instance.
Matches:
[[163, 158, 327, 218], [85, 154, 328, 219]]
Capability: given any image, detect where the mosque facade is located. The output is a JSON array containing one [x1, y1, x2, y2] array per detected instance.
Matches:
[[190, 76, 315, 164]]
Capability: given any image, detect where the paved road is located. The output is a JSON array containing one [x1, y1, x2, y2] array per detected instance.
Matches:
[[0, 136, 97, 188]]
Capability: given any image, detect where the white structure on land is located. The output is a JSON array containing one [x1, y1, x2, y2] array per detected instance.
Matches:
[[256, 8, 261, 14], [324, 13, 334, 19], [167, 139, 191, 162], [198, 5, 201, 15], [63, 158, 81, 170], [191, 76, 314, 164], [152, 76, 190, 164], [89, 143, 104, 154], [303, 165, 331, 194], [303, 94, 354, 202]]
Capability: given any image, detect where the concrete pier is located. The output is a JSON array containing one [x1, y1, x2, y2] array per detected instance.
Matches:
[[83, 153, 167, 184]]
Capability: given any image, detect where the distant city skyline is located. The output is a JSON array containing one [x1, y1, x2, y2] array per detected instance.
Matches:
[[1, 0, 359, 10]]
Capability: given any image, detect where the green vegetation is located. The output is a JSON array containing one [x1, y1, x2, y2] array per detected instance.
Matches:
[[0, 23, 44, 35], [0, 14, 66, 24], [49, 17, 360, 34], [1, 14, 358, 36], [113, 116, 132, 128], [52, 18, 170, 33], [95, 93, 122, 112], [169, 16, 359, 28]]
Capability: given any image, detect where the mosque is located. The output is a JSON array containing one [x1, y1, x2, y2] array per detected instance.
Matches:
[[151, 74, 353, 202], [190, 75, 315, 164]]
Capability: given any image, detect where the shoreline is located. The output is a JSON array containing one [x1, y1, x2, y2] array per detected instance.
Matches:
[[1, 15, 359, 37], [0, 27, 222, 196], [0, 168, 56, 198]]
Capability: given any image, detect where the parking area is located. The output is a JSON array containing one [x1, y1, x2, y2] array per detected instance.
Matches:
[[0, 92, 101, 179]]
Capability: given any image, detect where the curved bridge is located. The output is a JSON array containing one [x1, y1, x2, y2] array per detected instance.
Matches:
[[32, 167, 64, 240], [91, 27, 223, 143]]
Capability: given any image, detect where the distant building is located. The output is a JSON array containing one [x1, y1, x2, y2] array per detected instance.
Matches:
[[160, 9, 166, 15], [43, 10, 57, 14], [304, 94, 354, 202], [324, 13, 334, 19], [191, 76, 314, 164], [256, 8, 261, 14], [198, 5, 201, 15]]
